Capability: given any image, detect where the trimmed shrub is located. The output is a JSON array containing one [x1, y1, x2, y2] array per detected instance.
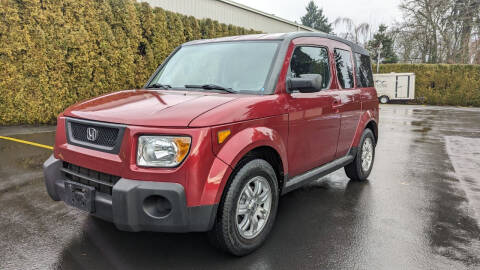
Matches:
[[374, 64, 480, 107], [0, 0, 260, 125]]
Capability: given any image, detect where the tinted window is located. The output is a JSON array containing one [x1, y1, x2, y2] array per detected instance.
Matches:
[[288, 46, 330, 89], [355, 53, 374, 87], [334, 49, 354, 89]]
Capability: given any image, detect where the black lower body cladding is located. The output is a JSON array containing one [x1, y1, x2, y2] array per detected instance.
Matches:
[[43, 155, 217, 232]]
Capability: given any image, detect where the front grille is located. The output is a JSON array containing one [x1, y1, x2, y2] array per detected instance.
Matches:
[[62, 162, 120, 195], [65, 117, 125, 154], [70, 122, 119, 147]]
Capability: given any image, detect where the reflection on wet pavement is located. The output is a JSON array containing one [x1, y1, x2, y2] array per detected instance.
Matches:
[[0, 105, 479, 269], [445, 136, 480, 222]]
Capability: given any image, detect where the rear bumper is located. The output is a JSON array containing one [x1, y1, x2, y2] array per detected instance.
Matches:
[[43, 155, 217, 232]]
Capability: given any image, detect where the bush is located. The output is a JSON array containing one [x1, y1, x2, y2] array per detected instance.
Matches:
[[0, 0, 260, 125], [374, 64, 480, 107]]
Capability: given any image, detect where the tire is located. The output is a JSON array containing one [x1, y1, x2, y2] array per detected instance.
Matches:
[[345, 129, 376, 181], [208, 159, 279, 256], [379, 95, 390, 104]]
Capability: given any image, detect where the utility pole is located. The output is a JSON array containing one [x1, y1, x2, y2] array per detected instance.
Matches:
[[376, 43, 383, 73]]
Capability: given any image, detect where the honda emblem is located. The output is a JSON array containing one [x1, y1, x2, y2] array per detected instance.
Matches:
[[86, 127, 98, 141]]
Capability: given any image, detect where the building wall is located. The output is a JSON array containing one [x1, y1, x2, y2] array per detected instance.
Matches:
[[140, 0, 316, 33]]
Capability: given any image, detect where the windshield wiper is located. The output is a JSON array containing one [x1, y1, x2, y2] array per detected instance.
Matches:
[[146, 83, 171, 89], [185, 84, 236, 93]]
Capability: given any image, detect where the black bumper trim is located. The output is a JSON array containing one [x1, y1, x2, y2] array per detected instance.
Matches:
[[43, 155, 217, 232]]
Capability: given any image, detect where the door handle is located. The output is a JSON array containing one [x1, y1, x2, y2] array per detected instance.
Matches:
[[332, 98, 342, 107], [332, 98, 342, 113]]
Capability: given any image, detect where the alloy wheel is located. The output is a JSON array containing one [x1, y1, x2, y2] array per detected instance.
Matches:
[[361, 137, 374, 172], [235, 176, 272, 239]]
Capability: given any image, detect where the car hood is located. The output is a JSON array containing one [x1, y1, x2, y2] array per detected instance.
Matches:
[[63, 90, 240, 127]]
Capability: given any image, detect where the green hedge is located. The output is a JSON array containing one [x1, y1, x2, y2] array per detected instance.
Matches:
[[374, 64, 480, 107], [0, 0, 260, 125]]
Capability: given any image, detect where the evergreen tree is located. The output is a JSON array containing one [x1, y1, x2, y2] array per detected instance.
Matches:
[[213, 20, 223, 38], [165, 11, 185, 53], [135, 2, 156, 82], [108, 0, 139, 90], [62, 0, 100, 102], [182, 16, 201, 42], [0, 0, 261, 124], [151, 8, 169, 64], [0, 0, 31, 123], [11, 0, 50, 122], [300, 1, 332, 33], [367, 24, 398, 64], [219, 23, 229, 37], [201, 18, 215, 39], [95, 0, 123, 94]]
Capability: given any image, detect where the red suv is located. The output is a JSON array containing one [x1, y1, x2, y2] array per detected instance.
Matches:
[[44, 32, 379, 255]]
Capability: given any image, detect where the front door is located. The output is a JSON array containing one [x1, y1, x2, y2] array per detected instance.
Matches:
[[286, 44, 341, 177]]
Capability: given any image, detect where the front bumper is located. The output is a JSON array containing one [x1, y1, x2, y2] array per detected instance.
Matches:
[[43, 155, 217, 232]]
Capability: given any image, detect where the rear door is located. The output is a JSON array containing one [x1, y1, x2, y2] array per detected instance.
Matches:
[[333, 47, 362, 158], [285, 39, 341, 176]]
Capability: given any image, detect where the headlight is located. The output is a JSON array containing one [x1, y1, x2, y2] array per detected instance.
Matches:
[[137, 136, 191, 167]]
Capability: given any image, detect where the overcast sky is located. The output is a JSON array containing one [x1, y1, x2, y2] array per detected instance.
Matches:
[[234, 0, 403, 33]]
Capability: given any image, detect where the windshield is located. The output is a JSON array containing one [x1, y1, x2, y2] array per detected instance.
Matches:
[[148, 41, 280, 93]]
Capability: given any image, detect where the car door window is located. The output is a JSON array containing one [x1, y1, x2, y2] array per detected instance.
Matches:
[[288, 46, 330, 89], [334, 49, 354, 89], [355, 53, 374, 87]]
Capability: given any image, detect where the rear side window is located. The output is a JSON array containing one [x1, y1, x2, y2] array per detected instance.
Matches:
[[334, 49, 354, 89], [355, 53, 374, 87], [288, 46, 330, 89]]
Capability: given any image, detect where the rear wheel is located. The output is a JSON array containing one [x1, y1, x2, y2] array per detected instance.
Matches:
[[379, 95, 390, 104], [208, 159, 279, 256], [345, 129, 376, 181]]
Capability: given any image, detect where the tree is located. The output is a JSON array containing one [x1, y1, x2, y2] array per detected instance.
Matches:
[[201, 18, 215, 39], [334, 17, 370, 45], [300, 1, 332, 33], [454, 0, 480, 63], [367, 25, 398, 63], [0, 0, 263, 124], [396, 0, 480, 63]]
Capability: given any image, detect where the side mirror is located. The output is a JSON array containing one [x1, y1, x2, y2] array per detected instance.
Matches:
[[287, 74, 323, 93]]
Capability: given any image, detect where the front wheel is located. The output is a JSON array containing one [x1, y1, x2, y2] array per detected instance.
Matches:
[[208, 159, 279, 256], [345, 129, 376, 181]]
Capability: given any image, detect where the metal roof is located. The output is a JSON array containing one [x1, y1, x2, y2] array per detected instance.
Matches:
[[217, 0, 317, 32]]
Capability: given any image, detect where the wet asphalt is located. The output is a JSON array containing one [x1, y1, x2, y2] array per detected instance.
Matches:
[[0, 104, 479, 270]]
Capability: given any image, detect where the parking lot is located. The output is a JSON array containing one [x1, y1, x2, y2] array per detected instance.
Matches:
[[0, 104, 479, 270]]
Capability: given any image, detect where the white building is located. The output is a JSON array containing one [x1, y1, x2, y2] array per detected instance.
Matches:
[[140, 0, 316, 33]]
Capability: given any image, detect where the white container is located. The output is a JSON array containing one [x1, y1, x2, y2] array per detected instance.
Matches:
[[373, 73, 415, 103]]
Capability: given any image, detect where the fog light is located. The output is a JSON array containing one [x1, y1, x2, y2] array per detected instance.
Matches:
[[143, 195, 172, 218]]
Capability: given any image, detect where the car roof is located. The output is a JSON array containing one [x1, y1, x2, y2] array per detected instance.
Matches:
[[183, 32, 370, 56]]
